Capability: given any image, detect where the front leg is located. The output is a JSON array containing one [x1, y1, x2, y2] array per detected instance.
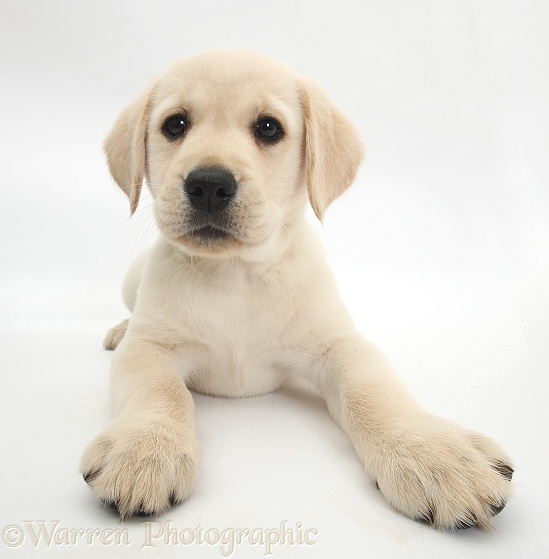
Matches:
[[80, 337, 200, 520], [305, 335, 513, 530]]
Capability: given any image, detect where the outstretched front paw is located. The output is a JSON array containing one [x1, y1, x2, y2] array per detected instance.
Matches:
[[372, 417, 513, 530], [81, 418, 200, 520]]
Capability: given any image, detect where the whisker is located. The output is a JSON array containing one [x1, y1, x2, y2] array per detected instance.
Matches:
[[130, 201, 157, 258]]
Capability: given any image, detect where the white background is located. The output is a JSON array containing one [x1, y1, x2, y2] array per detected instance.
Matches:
[[1, 1, 548, 557]]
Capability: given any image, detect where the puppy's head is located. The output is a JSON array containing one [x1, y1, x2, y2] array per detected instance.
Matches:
[[105, 51, 364, 259]]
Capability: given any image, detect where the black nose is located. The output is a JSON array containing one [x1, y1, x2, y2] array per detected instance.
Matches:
[[184, 168, 237, 212]]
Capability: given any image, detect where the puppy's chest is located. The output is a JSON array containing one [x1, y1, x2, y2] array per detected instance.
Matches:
[[177, 276, 295, 392], [198, 287, 286, 348]]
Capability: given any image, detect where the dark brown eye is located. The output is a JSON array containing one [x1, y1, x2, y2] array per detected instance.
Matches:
[[256, 118, 282, 142], [163, 114, 187, 139]]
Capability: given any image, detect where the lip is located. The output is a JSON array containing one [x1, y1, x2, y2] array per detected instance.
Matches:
[[189, 225, 232, 241]]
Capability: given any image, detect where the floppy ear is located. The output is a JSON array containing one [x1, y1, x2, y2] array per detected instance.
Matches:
[[301, 78, 364, 221], [103, 86, 155, 215]]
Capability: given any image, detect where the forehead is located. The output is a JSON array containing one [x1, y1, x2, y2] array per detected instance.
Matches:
[[151, 52, 303, 123]]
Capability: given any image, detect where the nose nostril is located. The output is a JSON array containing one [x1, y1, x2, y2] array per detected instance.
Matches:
[[189, 186, 204, 198], [184, 168, 237, 212], [215, 188, 231, 199]]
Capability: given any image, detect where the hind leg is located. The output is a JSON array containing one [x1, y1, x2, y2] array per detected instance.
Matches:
[[103, 251, 148, 351], [103, 319, 129, 350]]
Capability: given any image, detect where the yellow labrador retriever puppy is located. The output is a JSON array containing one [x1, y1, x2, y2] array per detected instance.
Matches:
[[81, 51, 513, 530]]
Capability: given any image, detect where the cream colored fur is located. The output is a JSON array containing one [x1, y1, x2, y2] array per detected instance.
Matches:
[[81, 51, 513, 529]]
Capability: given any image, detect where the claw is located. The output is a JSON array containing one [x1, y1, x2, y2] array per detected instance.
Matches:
[[455, 511, 478, 530], [416, 507, 434, 525], [169, 492, 179, 507], [83, 470, 100, 484], [490, 500, 507, 516], [493, 462, 514, 481]]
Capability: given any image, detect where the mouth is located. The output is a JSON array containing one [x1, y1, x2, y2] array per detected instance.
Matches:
[[188, 225, 233, 242]]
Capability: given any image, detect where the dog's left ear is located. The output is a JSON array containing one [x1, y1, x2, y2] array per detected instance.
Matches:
[[301, 78, 364, 221], [104, 84, 156, 215]]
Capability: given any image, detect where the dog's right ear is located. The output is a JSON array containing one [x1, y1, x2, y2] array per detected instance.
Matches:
[[104, 85, 156, 215]]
